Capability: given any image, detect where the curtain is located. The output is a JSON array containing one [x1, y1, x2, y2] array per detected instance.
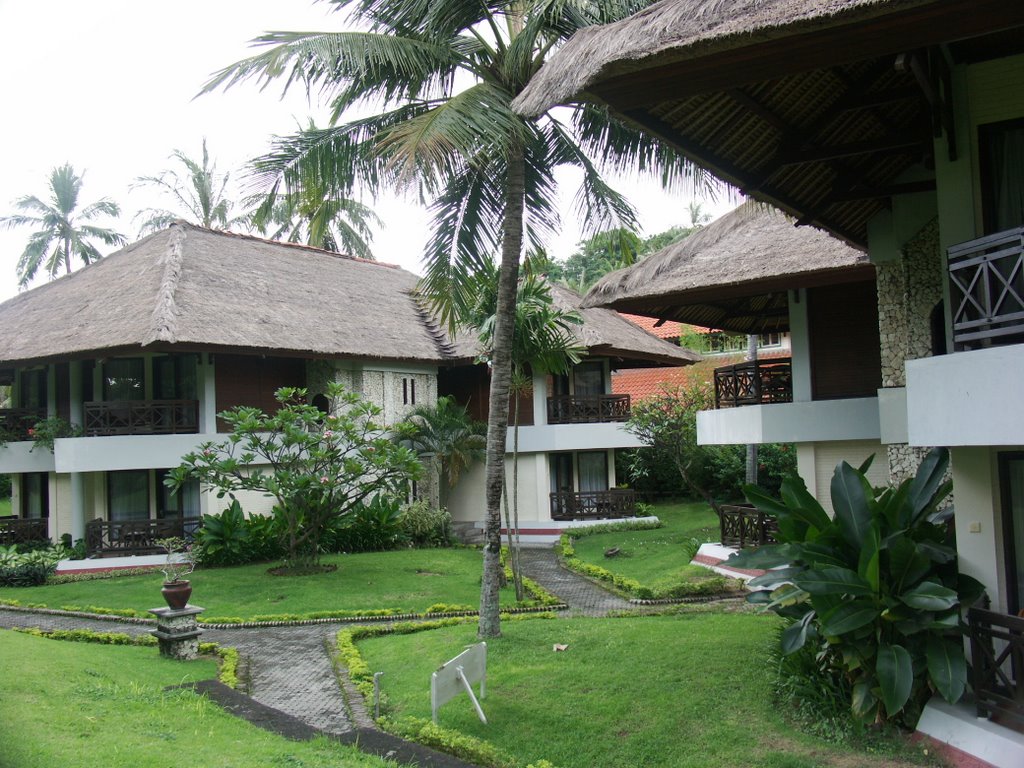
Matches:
[[578, 452, 608, 493], [108, 471, 149, 521]]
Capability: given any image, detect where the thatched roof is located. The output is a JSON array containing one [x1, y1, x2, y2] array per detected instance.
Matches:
[[515, 0, 931, 116], [0, 222, 695, 370], [514, 0, 1024, 247], [445, 280, 701, 368], [583, 205, 874, 333], [0, 222, 455, 367], [548, 282, 701, 366]]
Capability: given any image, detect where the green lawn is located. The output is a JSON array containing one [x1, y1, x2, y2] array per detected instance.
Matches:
[[0, 497, 11, 517], [0, 629, 390, 768], [0, 549, 527, 621], [357, 613, 929, 768], [571, 501, 726, 594]]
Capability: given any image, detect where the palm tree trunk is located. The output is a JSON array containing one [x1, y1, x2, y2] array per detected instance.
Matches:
[[479, 143, 525, 639], [511, 392, 524, 601], [63, 237, 72, 275]]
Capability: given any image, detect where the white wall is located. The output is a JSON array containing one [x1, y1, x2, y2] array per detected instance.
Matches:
[[697, 397, 881, 445], [797, 440, 889, 514]]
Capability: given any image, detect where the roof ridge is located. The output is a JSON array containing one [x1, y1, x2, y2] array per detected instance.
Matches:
[[144, 224, 186, 345], [409, 290, 459, 360]]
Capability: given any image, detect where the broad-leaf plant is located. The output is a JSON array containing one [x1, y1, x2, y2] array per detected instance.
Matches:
[[728, 448, 985, 725]]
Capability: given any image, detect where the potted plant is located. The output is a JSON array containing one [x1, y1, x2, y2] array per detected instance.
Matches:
[[157, 537, 196, 610]]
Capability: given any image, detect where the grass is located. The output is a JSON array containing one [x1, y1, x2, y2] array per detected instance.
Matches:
[[0, 548, 530, 621], [0, 497, 10, 517], [0, 628, 390, 768], [356, 613, 933, 768], [569, 501, 727, 595]]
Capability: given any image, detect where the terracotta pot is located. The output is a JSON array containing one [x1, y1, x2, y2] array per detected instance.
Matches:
[[161, 580, 192, 610]]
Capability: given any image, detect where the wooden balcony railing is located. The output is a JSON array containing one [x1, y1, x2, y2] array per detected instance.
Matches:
[[0, 408, 47, 441], [83, 400, 199, 437], [550, 489, 636, 521], [546, 394, 631, 424], [0, 516, 49, 546], [719, 504, 778, 549], [969, 604, 1024, 732], [85, 517, 202, 558], [948, 227, 1024, 351], [713, 358, 793, 409]]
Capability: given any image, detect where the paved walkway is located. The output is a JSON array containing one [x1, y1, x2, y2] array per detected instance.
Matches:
[[518, 547, 635, 616], [0, 546, 634, 754]]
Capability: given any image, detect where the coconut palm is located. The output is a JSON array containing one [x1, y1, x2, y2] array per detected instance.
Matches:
[[467, 263, 584, 598], [202, 0, 710, 636], [1, 164, 125, 287], [249, 178, 381, 257], [133, 139, 245, 234]]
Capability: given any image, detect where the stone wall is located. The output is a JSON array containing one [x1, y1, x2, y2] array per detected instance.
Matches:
[[876, 218, 943, 387], [876, 218, 946, 484]]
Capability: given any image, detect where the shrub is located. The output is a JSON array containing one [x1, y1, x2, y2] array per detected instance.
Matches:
[[730, 448, 985, 726], [0, 473, 10, 498], [323, 496, 407, 553], [0, 562, 54, 587], [400, 501, 452, 547], [194, 501, 252, 566]]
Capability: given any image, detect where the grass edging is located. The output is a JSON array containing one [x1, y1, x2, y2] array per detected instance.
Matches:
[[556, 522, 734, 601], [9, 626, 240, 688], [0, 597, 567, 628], [337, 613, 560, 768]]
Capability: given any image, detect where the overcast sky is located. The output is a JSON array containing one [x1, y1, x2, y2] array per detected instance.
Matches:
[[0, 0, 734, 301]]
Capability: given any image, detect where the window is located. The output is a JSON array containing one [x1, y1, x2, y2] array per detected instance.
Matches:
[[577, 452, 609, 493], [572, 362, 604, 396], [1000, 452, 1024, 614], [21, 473, 48, 519], [980, 118, 1024, 234], [402, 377, 417, 405], [103, 358, 144, 401], [156, 470, 200, 520], [19, 369, 46, 410], [107, 470, 149, 522], [153, 354, 197, 401], [550, 453, 574, 493]]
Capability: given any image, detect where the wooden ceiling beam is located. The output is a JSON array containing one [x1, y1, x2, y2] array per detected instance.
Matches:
[[779, 133, 922, 165], [824, 179, 937, 204]]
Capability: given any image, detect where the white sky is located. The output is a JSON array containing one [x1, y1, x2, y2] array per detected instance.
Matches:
[[0, 0, 735, 301]]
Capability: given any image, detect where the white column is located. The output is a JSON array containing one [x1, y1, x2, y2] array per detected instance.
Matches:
[[69, 473, 86, 541], [198, 354, 217, 434], [532, 371, 547, 425], [788, 289, 813, 402]]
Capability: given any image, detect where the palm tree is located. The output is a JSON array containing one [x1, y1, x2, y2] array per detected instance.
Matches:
[[401, 396, 486, 505], [203, 0, 710, 637], [133, 139, 244, 234], [1, 164, 125, 287], [467, 263, 584, 598], [249, 179, 381, 258]]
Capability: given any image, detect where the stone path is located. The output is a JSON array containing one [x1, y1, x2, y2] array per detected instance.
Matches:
[[0, 546, 636, 759], [518, 547, 635, 616]]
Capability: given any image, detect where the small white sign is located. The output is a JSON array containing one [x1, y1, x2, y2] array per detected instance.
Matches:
[[431, 642, 487, 724]]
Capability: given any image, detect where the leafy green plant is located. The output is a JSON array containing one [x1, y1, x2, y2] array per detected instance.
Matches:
[[325, 496, 408, 553], [730, 448, 985, 726], [399, 501, 452, 547], [171, 384, 421, 568], [194, 501, 251, 566], [28, 416, 83, 452]]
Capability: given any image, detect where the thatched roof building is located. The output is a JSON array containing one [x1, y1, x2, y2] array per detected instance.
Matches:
[[584, 205, 873, 333], [515, 0, 1024, 246], [0, 222, 695, 369]]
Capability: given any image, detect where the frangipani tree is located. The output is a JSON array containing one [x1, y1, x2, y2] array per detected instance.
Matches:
[[202, 0, 709, 636]]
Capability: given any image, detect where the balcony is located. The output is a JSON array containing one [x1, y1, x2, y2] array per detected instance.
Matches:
[[0, 516, 49, 545], [713, 358, 792, 409], [84, 517, 202, 558], [83, 400, 199, 437], [0, 408, 46, 441], [949, 227, 1024, 351], [546, 394, 631, 424], [549, 489, 636, 521], [969, 604, 1024, 733], [718, 504, 778, 549]]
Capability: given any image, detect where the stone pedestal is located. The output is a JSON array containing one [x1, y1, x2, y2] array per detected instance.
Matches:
[[148, 605, 205, 660]]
